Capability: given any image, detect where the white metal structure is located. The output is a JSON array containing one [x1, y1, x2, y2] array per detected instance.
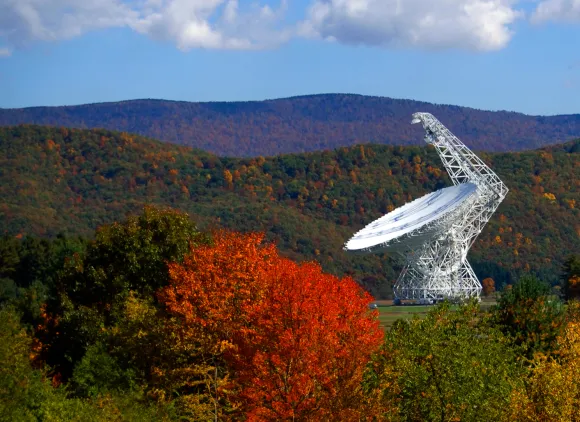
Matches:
[[344, 112, 508, 301]]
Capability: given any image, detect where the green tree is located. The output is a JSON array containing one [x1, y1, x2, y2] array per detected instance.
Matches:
[[40, 206, 209, 381], [0, 306, 170, 421], [493, 275, 565, 360], [0, 234, 87, 327], [61, 205, 208, 311], [365, 301, 524, 422], [563, 255, 580, 301], [0, 235, 20, 302]]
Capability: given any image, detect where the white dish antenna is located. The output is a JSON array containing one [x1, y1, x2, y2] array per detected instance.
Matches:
[[345, 183, 478, 254], [344, 113, 508, 301]]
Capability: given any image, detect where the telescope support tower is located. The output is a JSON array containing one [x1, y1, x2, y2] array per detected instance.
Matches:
[[393, 113, 508, 301]]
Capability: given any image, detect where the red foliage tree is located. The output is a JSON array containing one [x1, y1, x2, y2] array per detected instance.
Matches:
[[160, 231, 383, 420]]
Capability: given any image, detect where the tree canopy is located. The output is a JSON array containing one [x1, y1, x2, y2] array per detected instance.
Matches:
[[1, 206, 580, 420]]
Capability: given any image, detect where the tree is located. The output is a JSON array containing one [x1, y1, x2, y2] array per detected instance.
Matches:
[[482, 277, 496, 296], [493, 275, 565, 360], [0, 234, 87, 335], [223, 169, 233, 189], [0, 306, 170, 421], [39, 206, 208, 381], [563, 255, 580, 301], [365, 301, 524, 422], [0, 235, 20, 303], [506, 301, 580, 421], [61, 205, 208, 310], [160, 230, 384, 420], [71, 293, 228, 420]]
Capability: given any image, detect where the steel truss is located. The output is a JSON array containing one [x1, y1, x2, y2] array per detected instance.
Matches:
[[393, 113, 508, 301]]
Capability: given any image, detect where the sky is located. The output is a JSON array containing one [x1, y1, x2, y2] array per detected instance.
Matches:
[[0, 0, 579, 115]]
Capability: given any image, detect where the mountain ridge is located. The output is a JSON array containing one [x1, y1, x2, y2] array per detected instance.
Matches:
[[4, 93, 571, 116], [2, 94, 579, 157]]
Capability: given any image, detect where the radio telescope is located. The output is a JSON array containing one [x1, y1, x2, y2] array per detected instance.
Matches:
[[344, 113, 508, 301]]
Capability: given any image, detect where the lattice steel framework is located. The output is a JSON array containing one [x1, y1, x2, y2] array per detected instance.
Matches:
[[393, 112, 508, 300]]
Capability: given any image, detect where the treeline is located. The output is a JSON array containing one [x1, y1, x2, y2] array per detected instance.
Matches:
[[1, 207, 580, 421], [2, 94, 580, 156], [1, 125, 578, 297]]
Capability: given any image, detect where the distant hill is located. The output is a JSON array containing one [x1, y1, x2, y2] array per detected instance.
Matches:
[[541, 138, 580, 154], [1, 94, 579, 157], [1, 125, 578, 298]]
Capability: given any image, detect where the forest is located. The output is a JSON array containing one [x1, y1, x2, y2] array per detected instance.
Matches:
[[0, 125, 578, 298], [1, 206, 580, 421], [2, 94, 580, 156]]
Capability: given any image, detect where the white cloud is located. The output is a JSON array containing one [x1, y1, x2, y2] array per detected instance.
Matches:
[[0, 0, 528, 53], [0, 47, 11, 57], [299, 0, 523, 51], [0, 0, 289, 51], [0, 0, 138, 46], [132, 0, 292, 50], [531, 0, 580, 23]]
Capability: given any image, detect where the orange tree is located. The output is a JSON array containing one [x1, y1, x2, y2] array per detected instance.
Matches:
[[159, 230, 384, 421], [482, 277, 496, 297]]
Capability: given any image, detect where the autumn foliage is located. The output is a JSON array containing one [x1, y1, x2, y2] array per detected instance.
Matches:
[[482, 277, 496, 296], [4, 205, 580, 421], [1, 125, 578, 297], [160, 231, 383, 420], [506, 302, 580, 422]]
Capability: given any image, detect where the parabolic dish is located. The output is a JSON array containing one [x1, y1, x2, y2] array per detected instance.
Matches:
[[344, 182, 478, 254]]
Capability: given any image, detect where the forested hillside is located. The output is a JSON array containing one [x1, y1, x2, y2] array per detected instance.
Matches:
[[1, 125, 578, 297], [1, 94, 580, 156]]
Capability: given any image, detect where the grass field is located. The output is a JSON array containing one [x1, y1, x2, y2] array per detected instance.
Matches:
[[375, 298, 497, 329]]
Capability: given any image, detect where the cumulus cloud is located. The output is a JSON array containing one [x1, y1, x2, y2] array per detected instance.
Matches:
[[131, 0, 291, 50], [0, 0, 289, 51], [299, 0, 523, 51], [0, 0, 138, 46], [531, 0, 580, 23], [0, 0, 528, 53]]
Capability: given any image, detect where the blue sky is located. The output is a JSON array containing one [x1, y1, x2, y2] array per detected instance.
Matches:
[[0, 0, 579, 115]]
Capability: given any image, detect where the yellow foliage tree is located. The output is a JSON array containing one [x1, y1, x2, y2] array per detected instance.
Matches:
[[505, 302, 580, 422], [223, 169, 233, 189], [109, 293, 232, 420]]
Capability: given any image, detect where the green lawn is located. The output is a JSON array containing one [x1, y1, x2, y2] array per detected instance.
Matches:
[[377, 305, 442, 329], [376, 298, 497, 329]]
